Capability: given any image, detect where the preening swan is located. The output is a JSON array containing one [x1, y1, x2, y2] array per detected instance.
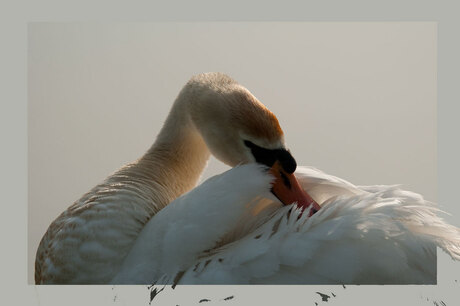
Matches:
[[35, 72, 317, 284], [35, 73, 460, 285]]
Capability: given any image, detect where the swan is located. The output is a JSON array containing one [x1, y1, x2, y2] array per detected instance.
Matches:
[[35, 72, 318, 284], [35, 73, 460, 285]]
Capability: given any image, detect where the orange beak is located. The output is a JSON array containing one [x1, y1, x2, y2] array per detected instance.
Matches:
[[269, 161, 321, 216]]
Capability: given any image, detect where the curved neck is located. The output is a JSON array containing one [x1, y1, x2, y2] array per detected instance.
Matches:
[[137, 92, 211, 208]]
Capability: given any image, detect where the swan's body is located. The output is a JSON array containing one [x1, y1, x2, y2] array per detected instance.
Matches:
[[35, 73, 460, 284]]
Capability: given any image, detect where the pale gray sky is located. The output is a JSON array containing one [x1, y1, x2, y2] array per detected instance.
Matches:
[[28, 22, 436, 283]]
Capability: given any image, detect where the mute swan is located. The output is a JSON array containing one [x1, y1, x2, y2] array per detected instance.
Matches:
[[35, 72, 318, 284], [35, 73, 460, 285]]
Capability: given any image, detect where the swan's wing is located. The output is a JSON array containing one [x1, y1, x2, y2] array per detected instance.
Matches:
[[178, 172, 460, 284], [112, 164, 276, 284], [113, 165, 460, 285]]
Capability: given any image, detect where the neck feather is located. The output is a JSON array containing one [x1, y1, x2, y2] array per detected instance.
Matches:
[[135, 91, 211, 209]]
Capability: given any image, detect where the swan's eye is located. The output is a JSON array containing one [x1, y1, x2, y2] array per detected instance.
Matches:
[[243, 140, 297, 174]]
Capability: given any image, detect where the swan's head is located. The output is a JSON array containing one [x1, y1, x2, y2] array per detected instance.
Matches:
[[187, 73, 284, 166], [186, 73, 320, 214]]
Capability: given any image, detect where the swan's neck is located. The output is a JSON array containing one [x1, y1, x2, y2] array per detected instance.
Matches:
[[137, 93, 210, 209]]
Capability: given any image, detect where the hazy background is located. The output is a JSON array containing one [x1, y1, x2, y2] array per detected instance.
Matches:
[[28, 22, 436, 283]]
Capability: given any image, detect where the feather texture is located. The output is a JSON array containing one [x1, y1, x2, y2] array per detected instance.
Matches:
[[112, 165, 460, 284]]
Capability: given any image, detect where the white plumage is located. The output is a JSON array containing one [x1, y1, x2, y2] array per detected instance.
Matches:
[[112, 164, 460, 284], [35, 72, 460, 284]]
